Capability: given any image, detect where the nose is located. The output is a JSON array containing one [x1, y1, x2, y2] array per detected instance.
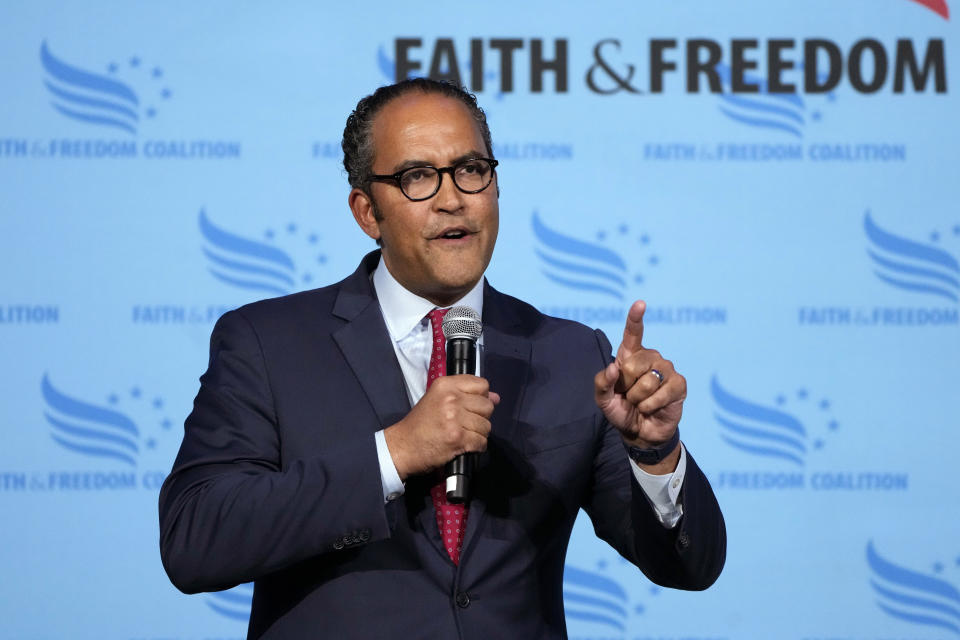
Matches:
[[432, 168, 465, 213]]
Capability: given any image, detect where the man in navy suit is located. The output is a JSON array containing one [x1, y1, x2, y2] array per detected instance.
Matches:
[[159, 79, 725, 639]]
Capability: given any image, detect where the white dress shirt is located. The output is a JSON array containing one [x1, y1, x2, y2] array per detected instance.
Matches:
[[371, 261, 686, 527]]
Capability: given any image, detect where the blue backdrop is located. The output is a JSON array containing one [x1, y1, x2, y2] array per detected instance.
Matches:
[[2, 2, 959, 638]]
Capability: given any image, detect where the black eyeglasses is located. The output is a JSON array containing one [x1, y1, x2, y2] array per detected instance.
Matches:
[[368, 157, 499, 202]]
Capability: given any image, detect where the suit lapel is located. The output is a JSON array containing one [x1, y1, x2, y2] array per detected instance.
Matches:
[[331, 252, 411, 430]]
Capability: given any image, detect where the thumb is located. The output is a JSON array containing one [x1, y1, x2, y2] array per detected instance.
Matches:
[[593, 362, 619, 407]]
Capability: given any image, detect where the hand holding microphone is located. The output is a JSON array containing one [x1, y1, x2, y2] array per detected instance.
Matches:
[[383, 306, 498, 496]]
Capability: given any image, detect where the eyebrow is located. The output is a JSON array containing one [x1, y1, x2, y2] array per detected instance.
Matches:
[[388, 150, 486, 174]]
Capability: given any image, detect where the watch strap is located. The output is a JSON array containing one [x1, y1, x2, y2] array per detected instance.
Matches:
[[624, 428, 680, 465]]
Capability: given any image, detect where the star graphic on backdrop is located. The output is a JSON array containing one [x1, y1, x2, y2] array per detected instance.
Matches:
[[634, 603, 646, 614], [152, 67, 163, 78], [287, 222, 297, 234], [129, 56, 140, 67], [933, 561, 945, 573], [930, 231, 941, 242], [596, 559, 607, 570], [797, 388, 808, 400], [955, 556, 960, 567], [618, 223, 629, 235], [308, 233, 319, 244], [819, 399, 831, 410], [775, 394, 786, 405], [161, 418, 172, 430], [161, 88, 172, 99], [634, 274, 644, 284], [953, 224, 960, 236], [811, 111, 822, 122], [649, 586, 661, 596], [317, 255, 328, 265], [130, 386, 142, 399], [648, 255, 659, 266], [302, 273, 313, 283], [596, 230, 607, 241], [828, 420, 839, 431], [265, 229, 275, 240], [146, 438, 157, 450], [146, 108, 156, 118], [152, 398, 164, 410], [107, 62, 118, 73], [639, 234, 650, 245], [108, 393, 119, 405], [813, 439, 824, 450]]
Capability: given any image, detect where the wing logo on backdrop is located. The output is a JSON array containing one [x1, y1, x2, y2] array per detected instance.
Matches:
[[0, 41, 240, 160], [563, 558, 662, 637], [532, 210, 639, 301], [714, 63, 833, 139], [709, 374, 909, 492], [531, 210, 726, 327], [908, 0, 950, 18], [205, 583, 253, 622], [42, 374, 141, 467], [865, 211, 960, 304], [797, 210, 960, 327], [711, 375, 811, 467], [8, 374, 178, 491], [40, 41, 170, 135], [866, 541, 960, 636], [199, 209, 328, 298]]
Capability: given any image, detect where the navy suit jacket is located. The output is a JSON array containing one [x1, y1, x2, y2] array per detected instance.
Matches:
[[159, 251, 725, 639]]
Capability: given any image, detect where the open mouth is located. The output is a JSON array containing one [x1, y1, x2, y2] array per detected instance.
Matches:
[[436, 228, 472, 240]]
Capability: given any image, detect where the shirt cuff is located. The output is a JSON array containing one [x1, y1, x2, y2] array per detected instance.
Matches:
[[629, 441, 687, 529], [375, 429, 405, 503]]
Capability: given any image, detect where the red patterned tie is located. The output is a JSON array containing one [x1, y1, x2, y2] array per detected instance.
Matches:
[[426, 308, 468, 565]]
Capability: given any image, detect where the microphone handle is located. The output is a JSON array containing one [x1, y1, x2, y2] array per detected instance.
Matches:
[[445, 337, 477, 503]]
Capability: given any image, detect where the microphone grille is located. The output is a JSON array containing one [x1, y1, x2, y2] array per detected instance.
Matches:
[[442, 306, 482, 341]]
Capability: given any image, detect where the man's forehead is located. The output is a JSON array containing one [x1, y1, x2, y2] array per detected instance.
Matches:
[[371, 92, 485, 166]]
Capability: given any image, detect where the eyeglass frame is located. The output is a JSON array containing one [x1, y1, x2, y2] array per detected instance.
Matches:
[[366, 157, 499, 202]]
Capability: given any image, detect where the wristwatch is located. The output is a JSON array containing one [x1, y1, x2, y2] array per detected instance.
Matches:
[[623, 428, 680, 465]]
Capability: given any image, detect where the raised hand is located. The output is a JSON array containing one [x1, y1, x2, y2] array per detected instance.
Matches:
[[594, 300, 686, 453]]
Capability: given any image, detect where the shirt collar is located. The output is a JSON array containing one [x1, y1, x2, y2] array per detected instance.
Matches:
[[373, 256, 485, 342]]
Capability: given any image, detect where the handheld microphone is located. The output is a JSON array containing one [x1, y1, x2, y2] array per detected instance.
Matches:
[[441, 306, 482, 503]]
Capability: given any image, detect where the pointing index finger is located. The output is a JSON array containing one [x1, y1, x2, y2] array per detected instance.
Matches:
[[619, 300, 647, 356]]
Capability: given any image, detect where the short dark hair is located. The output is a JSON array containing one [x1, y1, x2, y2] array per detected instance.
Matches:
[[341, 78, 495, 191]]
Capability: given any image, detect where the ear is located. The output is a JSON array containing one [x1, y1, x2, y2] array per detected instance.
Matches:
[[349, 188, 381, 241]]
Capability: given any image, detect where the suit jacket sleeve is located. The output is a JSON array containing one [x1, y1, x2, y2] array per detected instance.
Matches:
[[158, 308, 391, 594], [582, 328, 726, 590]]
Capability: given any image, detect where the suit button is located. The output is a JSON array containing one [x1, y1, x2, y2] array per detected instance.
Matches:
[[455, 591, 470, 608], [677, 532, 690, 550]]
